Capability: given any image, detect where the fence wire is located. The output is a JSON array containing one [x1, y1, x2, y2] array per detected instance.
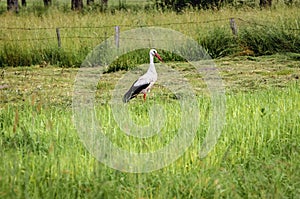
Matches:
[[0, 17, 299, 43]]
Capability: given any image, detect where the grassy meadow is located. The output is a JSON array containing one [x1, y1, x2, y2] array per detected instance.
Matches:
[[1, 4, 300, 199], [1, 54, 300, 198], [0, 5, 299, 67]]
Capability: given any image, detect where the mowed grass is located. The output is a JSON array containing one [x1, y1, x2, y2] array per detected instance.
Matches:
[[1, 55, 300, 198]]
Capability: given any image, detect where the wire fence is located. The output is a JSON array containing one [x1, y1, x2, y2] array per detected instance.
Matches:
[[0, 17, 299, 46], [0, 14, 299, 68], [0, 18, 228, 30]]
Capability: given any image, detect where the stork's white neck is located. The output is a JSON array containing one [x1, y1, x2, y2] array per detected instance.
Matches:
[[150, 53, 155, 64], [148, 54, 156, 74]]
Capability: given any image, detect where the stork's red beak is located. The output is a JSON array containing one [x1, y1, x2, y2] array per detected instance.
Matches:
[[155, 53, 163, 62]]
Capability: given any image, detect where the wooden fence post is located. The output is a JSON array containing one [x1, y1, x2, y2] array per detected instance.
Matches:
[[104, 31, 108, 49], [115, 26, 120, 48], [56, 27, 61, 48], [7, 0, 19, 13], [230, 18, 238, 37]]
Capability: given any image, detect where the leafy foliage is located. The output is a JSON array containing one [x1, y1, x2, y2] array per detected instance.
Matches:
[[154, 0, 235, 11]]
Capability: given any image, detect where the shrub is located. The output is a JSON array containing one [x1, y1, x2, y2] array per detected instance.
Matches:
[[239, 25, 300, 55], [199, 27, 240, 58]]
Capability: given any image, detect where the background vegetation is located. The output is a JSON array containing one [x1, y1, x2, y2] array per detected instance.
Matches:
[[0, 1, 299, 69]]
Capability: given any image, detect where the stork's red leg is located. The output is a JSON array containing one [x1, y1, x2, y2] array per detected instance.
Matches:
[[143, 93, 146, 101]]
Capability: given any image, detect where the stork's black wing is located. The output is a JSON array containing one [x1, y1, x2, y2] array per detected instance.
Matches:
[[123, 81, 150, 103]]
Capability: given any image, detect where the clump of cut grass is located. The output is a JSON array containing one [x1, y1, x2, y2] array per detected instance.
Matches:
[[106, 49, 185, 72]]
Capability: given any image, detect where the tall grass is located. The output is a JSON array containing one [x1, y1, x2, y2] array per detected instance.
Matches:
[[0, 6, 300, 68], [0, 81, 299, 198], [239, 25, 300, 55]]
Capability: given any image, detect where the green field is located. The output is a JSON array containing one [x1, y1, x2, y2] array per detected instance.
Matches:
[[1, 54, 300, 198], [1, 4, 300, 199]]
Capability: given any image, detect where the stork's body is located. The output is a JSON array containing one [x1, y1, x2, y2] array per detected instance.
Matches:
[[123, 49, 162, 103]]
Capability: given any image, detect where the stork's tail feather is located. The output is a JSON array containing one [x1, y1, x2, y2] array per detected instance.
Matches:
[[123, 83, 149, 103], [123, 92, 132, 103], [123, 90, 136, 103]]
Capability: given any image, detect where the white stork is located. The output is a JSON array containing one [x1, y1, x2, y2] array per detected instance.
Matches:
[[123, 49, 163, 103]]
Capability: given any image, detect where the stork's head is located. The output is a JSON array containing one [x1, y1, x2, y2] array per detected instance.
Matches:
[[150, 49, 163, 62]]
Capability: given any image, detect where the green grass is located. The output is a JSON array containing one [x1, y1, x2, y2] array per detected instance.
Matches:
[[0, 4, 300, 198], [0, 55, 299, 198], [0, 6, 299, 67]]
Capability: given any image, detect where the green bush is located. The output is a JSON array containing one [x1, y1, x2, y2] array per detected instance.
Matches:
[[0, 42, 90, 67], [105, 49, 183, 72], [239, 26, 300, 55], [199, 27, 240, 58]]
